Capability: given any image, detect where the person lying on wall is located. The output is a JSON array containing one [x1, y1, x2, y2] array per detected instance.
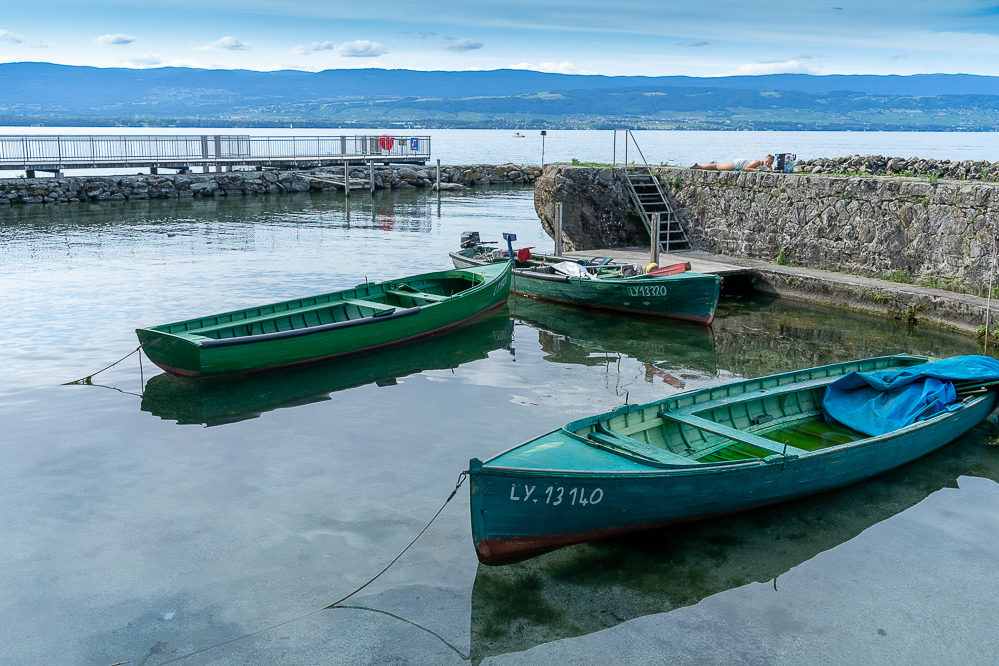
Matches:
[[690, 155, 774, 172]]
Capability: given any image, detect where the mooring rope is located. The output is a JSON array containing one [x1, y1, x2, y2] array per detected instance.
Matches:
[[64, 346, 142, 385], [145, 470, 468, 665]]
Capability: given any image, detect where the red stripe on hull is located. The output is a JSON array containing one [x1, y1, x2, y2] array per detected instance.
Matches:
[[474, 502, 782, 564], [152, 300, 508, 378]]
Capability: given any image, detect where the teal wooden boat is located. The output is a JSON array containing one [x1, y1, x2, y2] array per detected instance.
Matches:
[[450, 236, 720, 324], [470, 429, 999, 660], [137, 262, 512, 377], [469, 354, 999, 563]]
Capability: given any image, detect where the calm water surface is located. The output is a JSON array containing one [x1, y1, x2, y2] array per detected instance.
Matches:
[[2, 187, 999, 664]]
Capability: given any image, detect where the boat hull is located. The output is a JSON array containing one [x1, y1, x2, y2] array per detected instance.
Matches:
[[450, 251, 720, 324], [137, 263, 512, 377], [469, 356, 998, 563]]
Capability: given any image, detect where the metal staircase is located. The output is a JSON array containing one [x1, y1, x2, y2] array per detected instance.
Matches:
[[613, 130, 691, 253]]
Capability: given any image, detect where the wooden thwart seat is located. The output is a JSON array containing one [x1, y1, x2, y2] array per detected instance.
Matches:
[[342, 298, 397, 312], [385, 288, 448, 303], [586, 423, 698, 466], [660, 409, 808, 456]]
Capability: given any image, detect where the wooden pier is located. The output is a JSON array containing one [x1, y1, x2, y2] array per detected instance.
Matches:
[[0, 134, 430, 177], [562, 248, 751, 277]]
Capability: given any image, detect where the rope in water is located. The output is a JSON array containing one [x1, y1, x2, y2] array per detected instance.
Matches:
[[64, 346, 142, 385], [148, 470, 468, 665]]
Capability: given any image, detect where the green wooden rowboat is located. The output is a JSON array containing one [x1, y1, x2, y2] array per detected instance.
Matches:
[[450, 238, 721, 324], [141, 310, 513, 425], [136, 262, 512, 377], [468, 354, 998, 563]]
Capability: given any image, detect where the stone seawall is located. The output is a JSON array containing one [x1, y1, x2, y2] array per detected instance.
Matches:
[[535, 165, 999, 294], [0, 163, 541, 205]]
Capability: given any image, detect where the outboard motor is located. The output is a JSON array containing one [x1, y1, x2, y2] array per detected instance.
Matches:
[[460, 231, 481, 249], [503, 233, 517, 263]]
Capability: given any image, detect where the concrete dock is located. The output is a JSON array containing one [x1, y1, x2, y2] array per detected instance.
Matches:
[[562, 247, 996, 337]]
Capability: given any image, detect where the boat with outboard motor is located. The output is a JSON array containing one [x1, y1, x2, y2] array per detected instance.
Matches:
[[450, 232, 721, 323]]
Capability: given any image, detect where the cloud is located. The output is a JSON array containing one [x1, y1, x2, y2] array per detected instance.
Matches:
[[887, 53, 909, 60], [509, 61, 596, 75], [727, 60, 816, 75], [0, 29, 24, 44], [334, 40, 386, 57], [198, 36, 250, 51], [445, 39, 483, 52], [129, 54, 163, 66], [677, 40, 709, 47], [30, 42, 48, 49], [294, 40, 335, 55], [94, 33, 138, 46]]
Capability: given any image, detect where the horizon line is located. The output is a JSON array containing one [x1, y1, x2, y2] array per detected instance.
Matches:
[[0, 61, 983, 79]]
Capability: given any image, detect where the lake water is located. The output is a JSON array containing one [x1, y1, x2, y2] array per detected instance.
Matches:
[[3, 186, 999, 664], [4, 127, 999, 178]]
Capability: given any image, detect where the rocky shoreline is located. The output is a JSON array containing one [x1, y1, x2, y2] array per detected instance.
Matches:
[[795, 154, 999, 181], [0, 163, 541, 205]]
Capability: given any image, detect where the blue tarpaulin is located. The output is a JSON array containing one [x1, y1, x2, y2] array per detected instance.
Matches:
[[822, 355, 999, 437]]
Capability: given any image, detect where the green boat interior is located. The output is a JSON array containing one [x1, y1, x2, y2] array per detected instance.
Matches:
[[563, 355, 929, 468], [155, 275, 481, 340]]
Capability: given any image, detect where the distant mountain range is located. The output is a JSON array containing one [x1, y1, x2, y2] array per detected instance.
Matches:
[[2, 62, 999, 130]]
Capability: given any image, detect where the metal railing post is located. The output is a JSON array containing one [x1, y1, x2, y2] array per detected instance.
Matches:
[[436, 159, 441, 190], [344, 159, 349, 197], [650, 213, 661, 265]]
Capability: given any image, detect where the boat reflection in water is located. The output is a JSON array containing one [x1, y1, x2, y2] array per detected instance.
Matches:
[[141, 308, 513, 426], [469, 423, 999, 662], [509, 297, 717, 382]]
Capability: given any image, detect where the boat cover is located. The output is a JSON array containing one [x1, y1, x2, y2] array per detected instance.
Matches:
[[550, 262, 595, 279], [822, 355, 999, 436]]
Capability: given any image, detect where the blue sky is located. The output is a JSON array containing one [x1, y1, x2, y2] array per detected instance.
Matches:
[[3, 1, 999, 76]]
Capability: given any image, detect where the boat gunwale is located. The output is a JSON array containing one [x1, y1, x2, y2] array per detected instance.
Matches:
[[152, 299, 511, 377], [450, 250, 721, 284], [472, 354, 983, 476], [137, 263, 508, 345], [196, 305, 423, 348], [475, 392, 993, 478]]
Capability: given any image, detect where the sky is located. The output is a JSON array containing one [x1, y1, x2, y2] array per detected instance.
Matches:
[[3, 1, 999, 77]]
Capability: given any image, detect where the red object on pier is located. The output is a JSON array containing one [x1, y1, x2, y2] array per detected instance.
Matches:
[[379, 135, 394, 150], [648, 261, 690, 276]]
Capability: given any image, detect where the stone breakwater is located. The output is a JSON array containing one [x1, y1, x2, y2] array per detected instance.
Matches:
[[0, 163, 541, 205], [795, 154, 999, 181], [535, 165, 999, 293]]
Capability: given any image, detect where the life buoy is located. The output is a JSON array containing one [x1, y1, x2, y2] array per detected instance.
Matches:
[[379, 135, 394, 150]]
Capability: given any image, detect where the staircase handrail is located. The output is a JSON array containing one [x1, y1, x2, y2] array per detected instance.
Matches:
[[613, 129, 679, 222]]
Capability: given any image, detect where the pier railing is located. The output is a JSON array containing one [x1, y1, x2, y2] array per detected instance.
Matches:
[[0, 134, 431, 173]]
